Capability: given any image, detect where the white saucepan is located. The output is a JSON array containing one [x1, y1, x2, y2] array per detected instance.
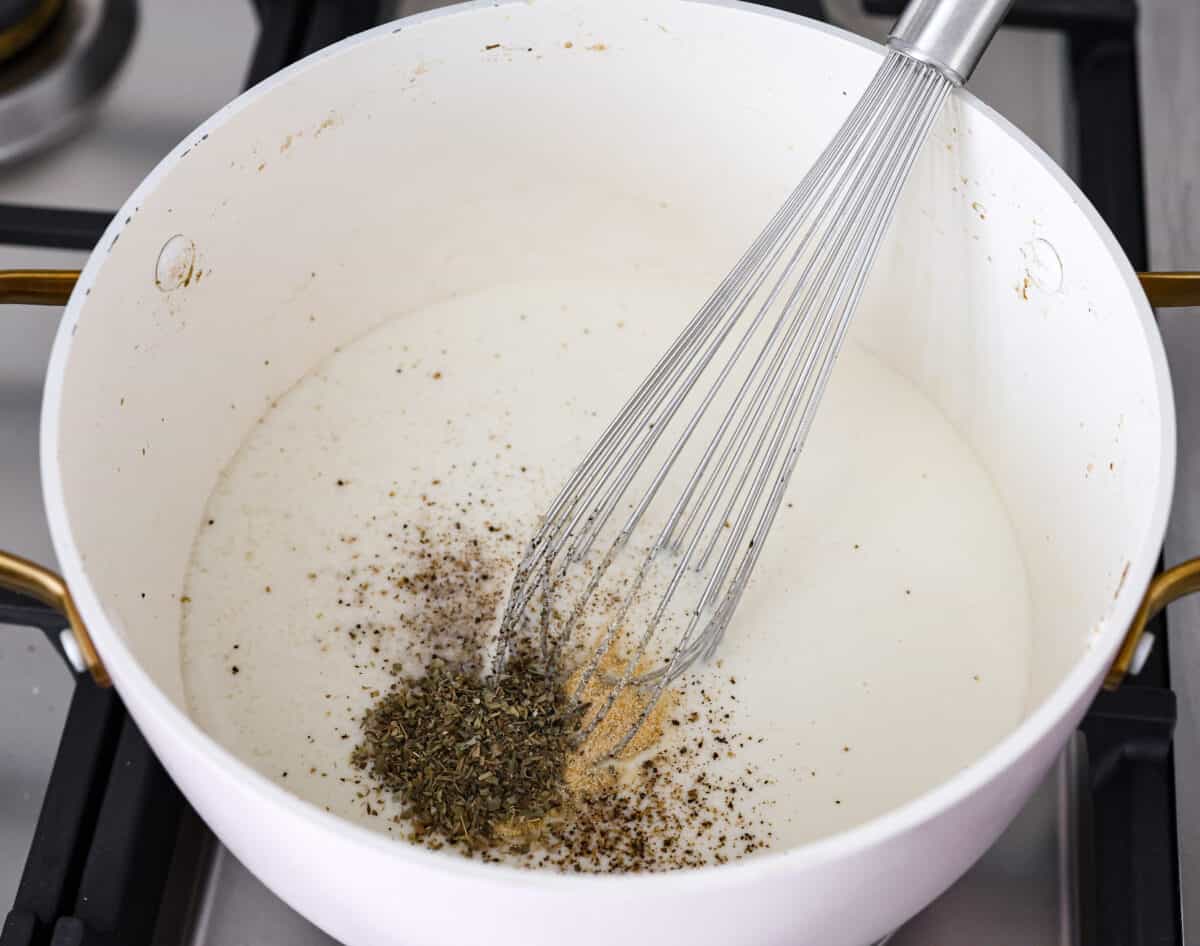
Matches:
[[3, 2, 1200, 944]]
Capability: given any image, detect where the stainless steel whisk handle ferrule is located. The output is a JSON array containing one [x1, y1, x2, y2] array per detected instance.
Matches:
[[887, 0, 1014, 85]]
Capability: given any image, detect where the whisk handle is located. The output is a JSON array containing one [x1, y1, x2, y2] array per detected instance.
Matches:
[[887, 0, 1014, 85]]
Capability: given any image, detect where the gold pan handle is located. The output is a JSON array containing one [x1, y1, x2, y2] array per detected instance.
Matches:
[[0, 550, 110, 687], [0, 268, 109, 685]]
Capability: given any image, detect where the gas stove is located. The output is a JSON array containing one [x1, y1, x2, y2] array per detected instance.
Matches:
[[0, 2, 1187, 945]]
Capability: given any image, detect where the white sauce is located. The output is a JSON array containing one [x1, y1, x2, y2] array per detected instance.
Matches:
[[182, 276, 1032, 862]]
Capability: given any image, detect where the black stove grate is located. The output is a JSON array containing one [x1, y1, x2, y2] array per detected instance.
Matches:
[[0, 2, 1180, 945]]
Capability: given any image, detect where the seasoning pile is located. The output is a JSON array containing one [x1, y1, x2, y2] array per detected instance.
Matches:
[[343, 502, 771, 871], [351, 653, 582, 849]]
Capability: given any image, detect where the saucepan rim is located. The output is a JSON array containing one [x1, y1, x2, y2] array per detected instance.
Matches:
[[37, 0, 1178, 892]]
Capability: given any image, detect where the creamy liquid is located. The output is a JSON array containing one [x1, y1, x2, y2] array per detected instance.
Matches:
[[182, 277, 1032, 861]]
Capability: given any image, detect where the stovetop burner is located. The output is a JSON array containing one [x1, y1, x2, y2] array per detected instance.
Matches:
[[0, 0, 136, 164], [0, 0, 63, 63]]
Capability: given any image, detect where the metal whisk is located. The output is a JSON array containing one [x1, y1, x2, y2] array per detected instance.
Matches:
[[495, 0, 1013, 754]]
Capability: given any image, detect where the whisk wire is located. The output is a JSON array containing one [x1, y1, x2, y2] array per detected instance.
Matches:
[[598, 67, 954, 755], [496, 51, 954, 756], [709, 66, 952, 618], [520, 57, 913, 663], [700, 62, 944, 594], [503, 56, 906, 612]]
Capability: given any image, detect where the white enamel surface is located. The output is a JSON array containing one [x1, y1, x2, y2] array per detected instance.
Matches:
[[37, 2, 1174, 945]]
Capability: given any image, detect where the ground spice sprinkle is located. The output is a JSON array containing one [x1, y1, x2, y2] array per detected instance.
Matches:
[[337, 479, 770, 870]]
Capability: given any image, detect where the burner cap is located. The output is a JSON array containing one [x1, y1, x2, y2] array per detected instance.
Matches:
[[0, 0, 63, 63], [0, 0, 136, 164]]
